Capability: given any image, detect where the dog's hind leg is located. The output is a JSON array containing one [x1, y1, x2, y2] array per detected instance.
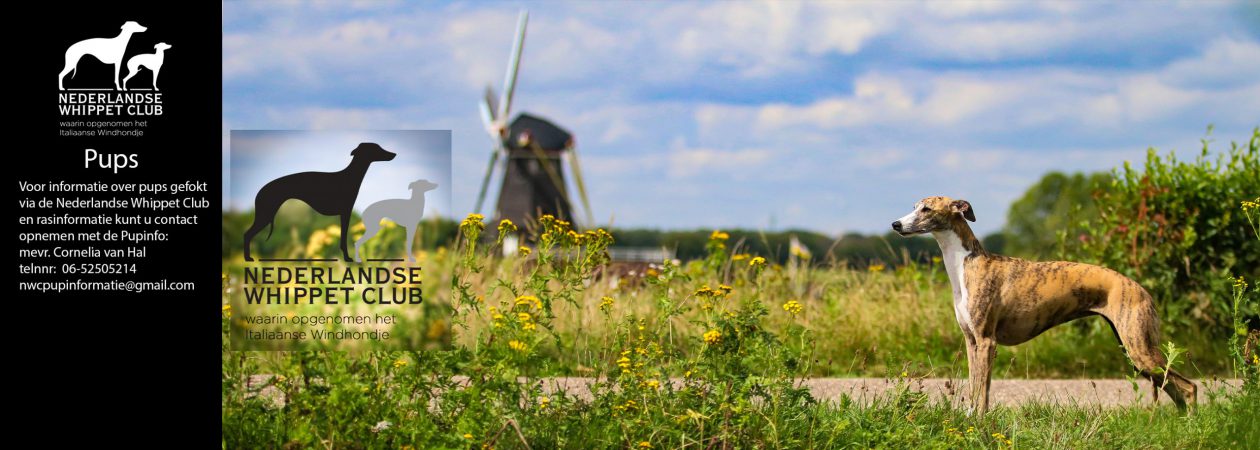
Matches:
[[59, 53, 80, 90], [243, 199, 281, 262], [1102, 292, 1197, 412], [122, 67, 137, 91], [355, 218, 382, 263]]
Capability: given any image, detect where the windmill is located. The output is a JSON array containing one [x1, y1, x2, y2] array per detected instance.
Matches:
[[474, 11, 594, 232]]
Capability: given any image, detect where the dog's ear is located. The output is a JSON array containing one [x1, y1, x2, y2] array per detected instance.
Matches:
[[950, 200, 976, 222], [351, 143, 365, 156]]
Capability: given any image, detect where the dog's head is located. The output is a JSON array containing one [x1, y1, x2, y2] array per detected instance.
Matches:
[[891, 196, 975, 236], [122, 21, 147, 33], [409, 179, 439, 192], [154, 42, 172, 51], [350, 143, 397, 163]]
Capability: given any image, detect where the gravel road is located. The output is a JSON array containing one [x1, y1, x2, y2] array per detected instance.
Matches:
[[245, 375, 1240, 409]]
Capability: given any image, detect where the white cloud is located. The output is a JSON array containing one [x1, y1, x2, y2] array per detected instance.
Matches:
[[1160, 37, 1260, 88], [666, 141, 774, 179]]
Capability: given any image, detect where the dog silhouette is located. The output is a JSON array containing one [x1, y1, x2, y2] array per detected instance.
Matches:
[[123, 42, 172, 91], [59, 21, 147, 90], [355, 179, 439, 262], [243, 143, 396, 262]]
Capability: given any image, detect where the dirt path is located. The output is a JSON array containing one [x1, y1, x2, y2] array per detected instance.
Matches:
[[536, 377, 1240, 407], [245, 375, 1241, 408]]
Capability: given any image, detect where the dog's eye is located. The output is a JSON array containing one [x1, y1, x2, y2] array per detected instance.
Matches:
[[920, 207, 930, 212]]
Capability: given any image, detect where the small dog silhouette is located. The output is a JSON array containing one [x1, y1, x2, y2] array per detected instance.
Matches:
[[59, 21, 147, 90], [356, 179, 439, 262], [243, 143, 396, 262], [123, 42, 172, 91]]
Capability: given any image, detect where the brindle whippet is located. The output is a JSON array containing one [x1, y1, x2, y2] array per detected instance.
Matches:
[[892, 196, 1196, 415]]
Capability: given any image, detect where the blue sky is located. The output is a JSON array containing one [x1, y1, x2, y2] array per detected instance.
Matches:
[[223, 1, 1260, 235]]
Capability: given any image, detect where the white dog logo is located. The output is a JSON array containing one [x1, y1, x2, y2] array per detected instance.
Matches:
[[59, 21, 147, 90], [123, 43, 172, 91]]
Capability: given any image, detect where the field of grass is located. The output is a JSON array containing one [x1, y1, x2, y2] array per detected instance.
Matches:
[[222, 213, 1259, 448]]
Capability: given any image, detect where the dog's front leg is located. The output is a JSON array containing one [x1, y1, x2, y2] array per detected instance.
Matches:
[[970, 337, 996, 416], [113, 64, 122, 90], [339, 215, 354, 262], [403, 225, 417, 263]]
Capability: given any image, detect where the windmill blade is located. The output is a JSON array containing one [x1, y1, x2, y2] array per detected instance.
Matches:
[[482, 85, 498, 125], [478, 96, 496, 136], [498, 10, 528, 121], [566, 143, 595, 227], [473, 149, 502, 214]]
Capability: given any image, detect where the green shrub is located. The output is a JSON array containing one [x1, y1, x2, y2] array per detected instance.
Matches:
[[1073, 127, 1260, 336]]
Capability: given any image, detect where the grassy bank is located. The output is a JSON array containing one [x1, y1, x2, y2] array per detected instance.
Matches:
[[223, 212, 1258, 448]]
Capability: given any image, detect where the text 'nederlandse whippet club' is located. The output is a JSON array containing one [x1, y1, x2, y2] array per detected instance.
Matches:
[[892, 196, 1196, 416]]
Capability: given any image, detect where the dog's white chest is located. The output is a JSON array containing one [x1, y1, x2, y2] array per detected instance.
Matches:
[[934, 231, 973, 333]]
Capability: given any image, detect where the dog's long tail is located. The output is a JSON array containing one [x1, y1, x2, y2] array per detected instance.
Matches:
[[264, 222, 274, 242], [72, 66, 77, 79]]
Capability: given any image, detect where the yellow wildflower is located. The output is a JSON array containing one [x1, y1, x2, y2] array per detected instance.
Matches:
[[703, 329, 721, 345], [868, 263, 886, 273], [645, 379, 661, 389], [932, 256, 942, 264], [516, 295, 542, 309], [538, 396, 550, 409], [518, 246, 531, 256], [599, 296, 614, 312], [463, 433, 473, 439], [221, 304, 231, 318], [508, 340, 527, 352], [1234, 276, 1248, 289], [782, 299, 803, 315], [646, 268, 660, 277], [718, 284, 733, 294], [393, 357, 408, 369], [732, 253, 750, 261], [498, 219, 517, 235], [710, 230, 730, 241], [749, 256, 767, 268], [461, 213, 485, 230], [426, 319, 447, 339], [517, 312, 532, 322], [638, 441, 652, 448]]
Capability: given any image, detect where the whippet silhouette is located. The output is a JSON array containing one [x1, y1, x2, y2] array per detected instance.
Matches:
[[123, 42, 172, 91], [59, 21, 147, 90], [243, 143, 396, 262], [355, 179, 439, 262]]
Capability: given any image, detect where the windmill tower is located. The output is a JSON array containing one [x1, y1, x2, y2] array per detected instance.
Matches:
[[474, 11, 594, 231]]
